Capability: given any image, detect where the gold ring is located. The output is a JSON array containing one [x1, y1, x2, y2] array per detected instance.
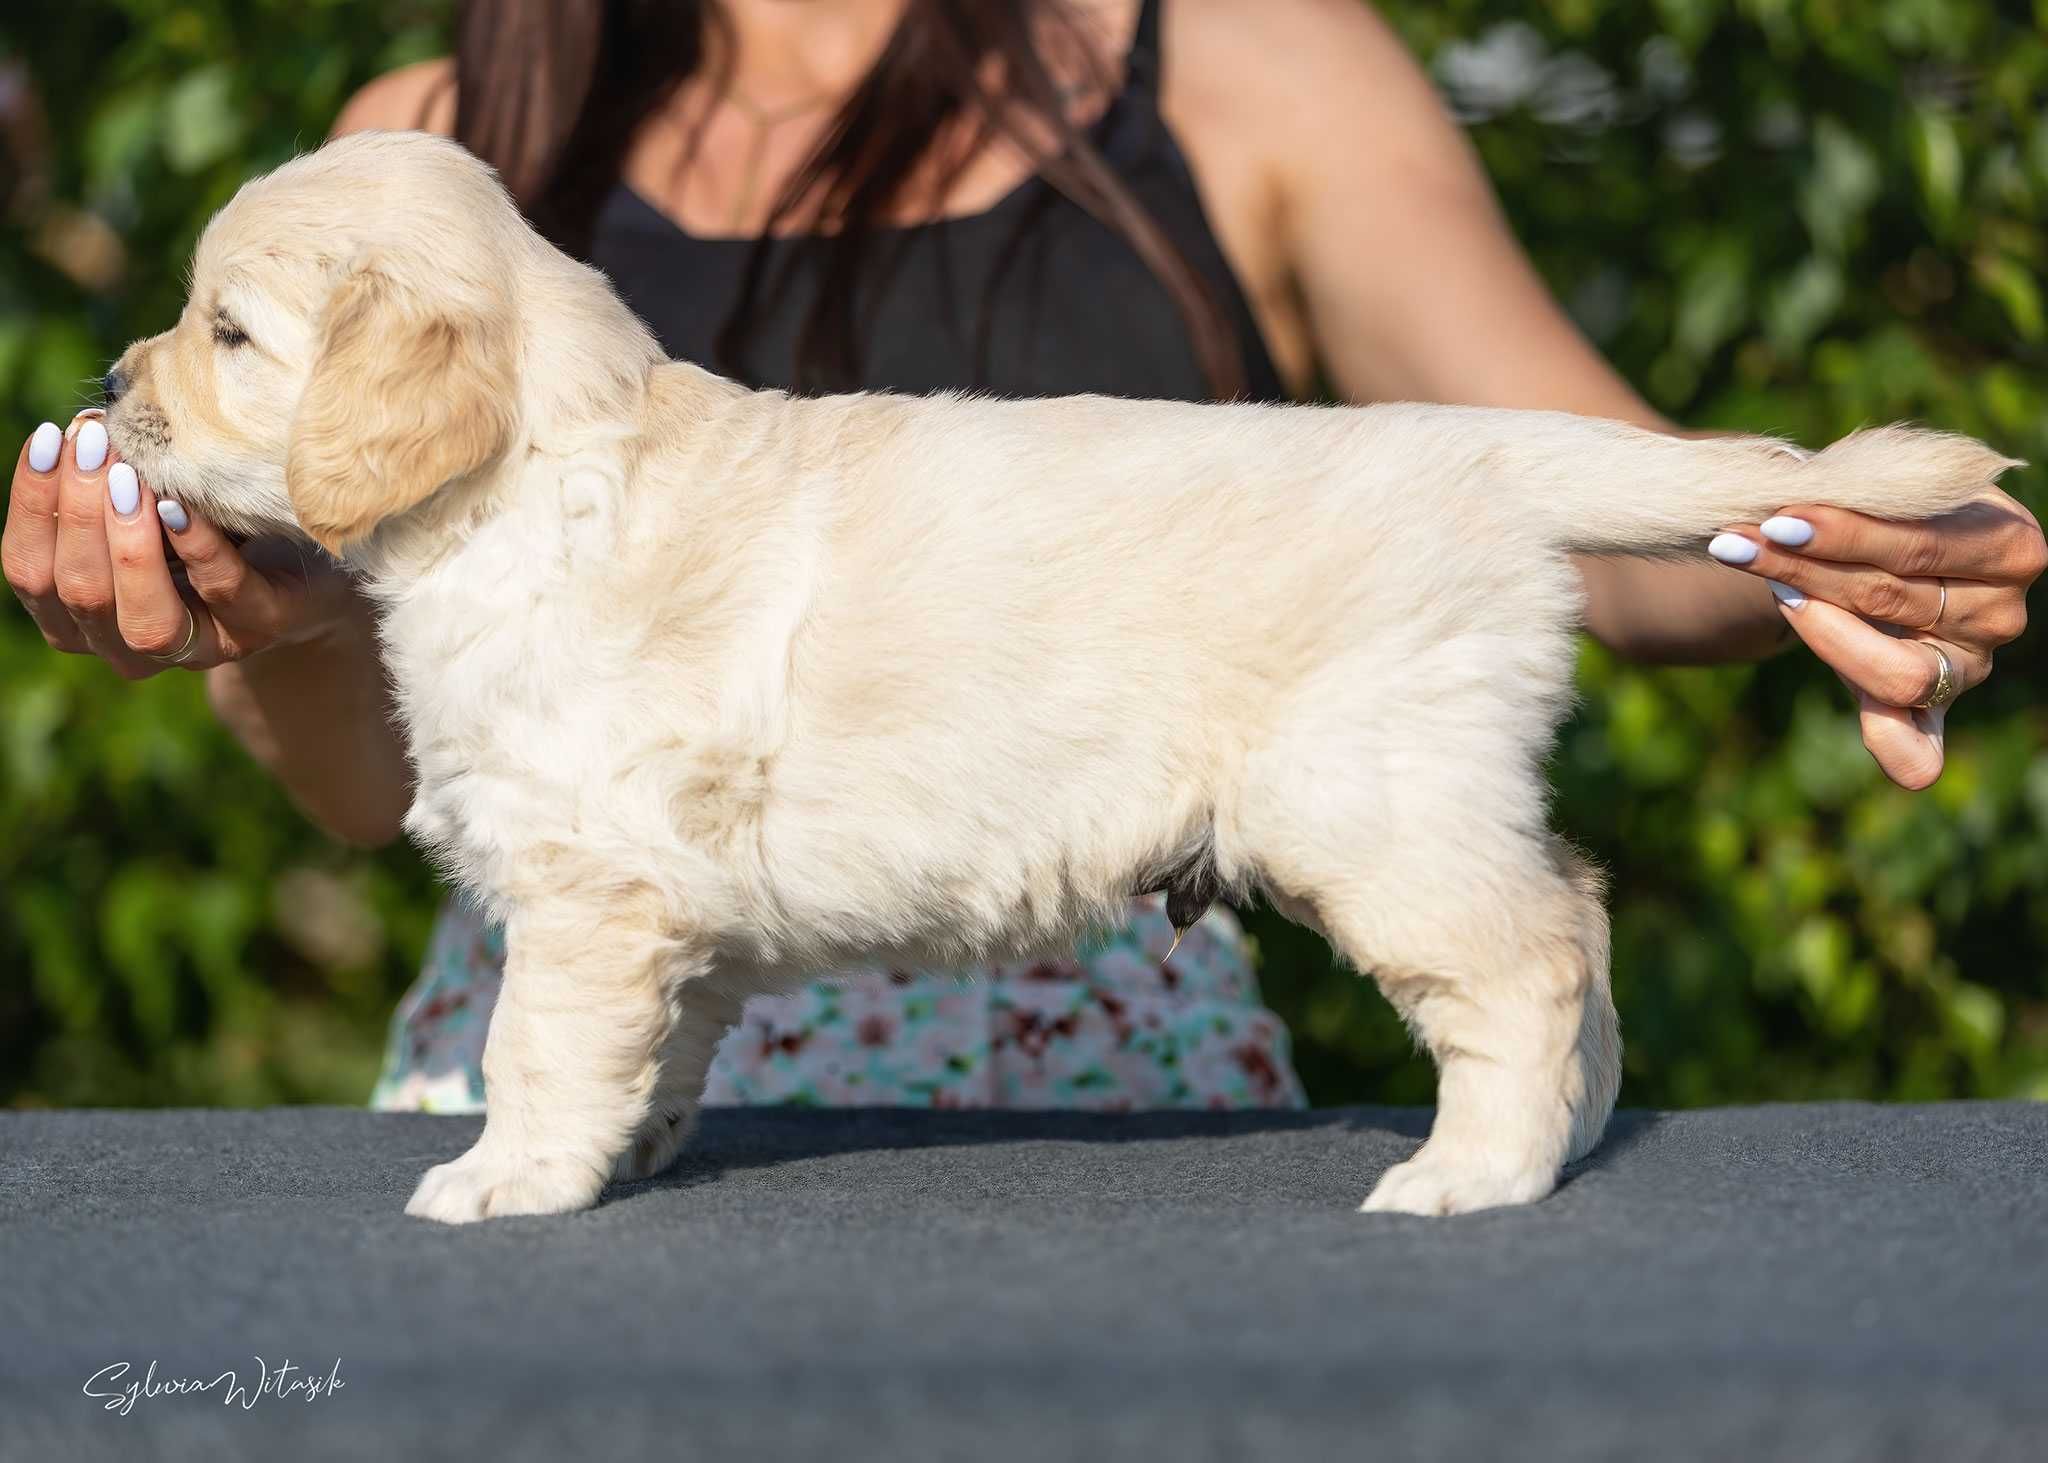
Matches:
[[144, 606, 200, 666], [1915, 643, 1957, 710], [1930, 579, 1948, 630]]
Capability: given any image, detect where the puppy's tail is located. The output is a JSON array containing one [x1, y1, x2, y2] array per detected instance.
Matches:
[[1508, 417, 2021, 557]]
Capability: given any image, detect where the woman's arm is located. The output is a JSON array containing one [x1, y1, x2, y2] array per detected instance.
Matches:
[[1220, 0, 1784, 662], [201, 61, 458, 847], [205, 568, 416, 847], [1215, 0, 2043, 788]]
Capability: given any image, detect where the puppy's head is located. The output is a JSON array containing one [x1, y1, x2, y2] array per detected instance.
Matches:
[[106, 132, 525, 557]]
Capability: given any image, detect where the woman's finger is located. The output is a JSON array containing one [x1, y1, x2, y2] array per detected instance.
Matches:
[[1855, 691, 1945, 792], [48, 412, 164, 680], [159, 500, 288, 656], [1750, 494, 2045, 581], [102, 457, 220, 669], [1770, 590, 1985, 709], [1708, 526, 1953, 630], [48, 415, 117, 637], [4, 422, 92, 652]]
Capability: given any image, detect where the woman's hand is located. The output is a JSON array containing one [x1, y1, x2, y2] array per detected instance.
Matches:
[[4, 411, 355, 677], [1708, 487, 2046, 790]]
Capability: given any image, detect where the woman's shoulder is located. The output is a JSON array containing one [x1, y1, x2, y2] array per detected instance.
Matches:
[[1164, 0, 1434, 126], [1159, 0, 1493, 275], [331, 58, 458, 140]]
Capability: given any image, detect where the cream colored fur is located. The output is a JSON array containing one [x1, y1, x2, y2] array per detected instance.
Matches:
[[106, 132, 2018, 1222]]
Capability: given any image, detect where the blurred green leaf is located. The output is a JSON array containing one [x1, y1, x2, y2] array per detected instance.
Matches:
[[1674, 237, 1751, 361], [1764, 255, 1844, 353], [1975, 253, 2046, 342], [1800, 116, 1882, 257], [1909, 107, 1965, 236], [163, 67, 246, 174]]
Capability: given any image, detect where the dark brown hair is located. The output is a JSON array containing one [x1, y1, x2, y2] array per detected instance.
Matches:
[[447, 0, 1242, 396]]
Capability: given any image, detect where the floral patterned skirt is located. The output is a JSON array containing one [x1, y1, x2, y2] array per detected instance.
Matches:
[[370, 892, 1307, 1114]]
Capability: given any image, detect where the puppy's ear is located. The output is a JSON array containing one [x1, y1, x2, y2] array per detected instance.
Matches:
[[287, 263, 516, 555]]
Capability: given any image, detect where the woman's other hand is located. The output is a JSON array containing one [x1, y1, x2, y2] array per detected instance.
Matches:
[[1708, 487, 2046, 789], [4, 410, 356, 677]]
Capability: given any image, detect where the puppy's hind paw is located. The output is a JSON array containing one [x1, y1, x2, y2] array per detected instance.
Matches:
[[405, 1146, 607, 1224], [1359, 1144, 1558, 1217]]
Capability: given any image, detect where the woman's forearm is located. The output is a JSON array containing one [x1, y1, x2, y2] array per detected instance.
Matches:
[[206, 587, 414, 847], [1576, 552, 1789, 665]]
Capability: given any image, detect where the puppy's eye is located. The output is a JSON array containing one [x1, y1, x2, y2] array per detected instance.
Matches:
[[212, 318, 249, 349]]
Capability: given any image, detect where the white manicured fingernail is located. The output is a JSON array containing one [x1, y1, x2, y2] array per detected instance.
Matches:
[[75, 418, 108, 472], [157, 499, 190, 533], [27, 422, 61, 473], [108, 461, 140, 518], [1768, 579, 1805, 610], [1761, 516, 1814, 548], [64, 408, 102, 440], [1708, 533, 1758, 565]]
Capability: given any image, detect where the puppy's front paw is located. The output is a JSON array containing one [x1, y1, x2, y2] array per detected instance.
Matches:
[[1359, 1144, 1557, 1217], [613, 1107, 694, 1183], [405, 1145, 607, 1224]]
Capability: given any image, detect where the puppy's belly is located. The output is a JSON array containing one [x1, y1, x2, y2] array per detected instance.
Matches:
[[737, 755, 1205, 979]]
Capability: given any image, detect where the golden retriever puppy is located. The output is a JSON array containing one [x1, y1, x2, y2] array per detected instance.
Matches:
[[105, 132, 2015, 1222]]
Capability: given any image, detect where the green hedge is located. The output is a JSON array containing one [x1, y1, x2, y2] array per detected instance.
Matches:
[[3, 1, 2043, 1109]]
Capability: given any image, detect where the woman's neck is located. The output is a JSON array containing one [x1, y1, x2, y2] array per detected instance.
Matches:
[[634, 1, 1129, 236], [708, 0, 912, 105]]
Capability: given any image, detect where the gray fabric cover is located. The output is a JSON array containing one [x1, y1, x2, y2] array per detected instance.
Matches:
[[3, 1102, 2044, 1461]]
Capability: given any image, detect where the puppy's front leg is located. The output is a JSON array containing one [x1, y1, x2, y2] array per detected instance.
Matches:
[[405, 900, 692, 1223]]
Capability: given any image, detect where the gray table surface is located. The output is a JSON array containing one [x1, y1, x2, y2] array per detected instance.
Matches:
[[3, 1102, 2045, 1461]]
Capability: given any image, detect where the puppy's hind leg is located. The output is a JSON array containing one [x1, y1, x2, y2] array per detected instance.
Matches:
[[405, 890, 694, 1224], [1352, 832, 1616, 1215], [1264, 810, 1618, 1216], [1557, 844, 1620, 1166]]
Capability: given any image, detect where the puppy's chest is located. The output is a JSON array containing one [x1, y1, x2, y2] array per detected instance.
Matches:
[[382, 589, 605, 799], [385, 580, 788, 871]]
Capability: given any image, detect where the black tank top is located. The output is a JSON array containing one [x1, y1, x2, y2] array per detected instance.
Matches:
[[585, 0, 1285, 403]]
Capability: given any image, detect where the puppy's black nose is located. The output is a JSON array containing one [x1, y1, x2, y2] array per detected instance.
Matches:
[[102, 367, 129, 404]]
